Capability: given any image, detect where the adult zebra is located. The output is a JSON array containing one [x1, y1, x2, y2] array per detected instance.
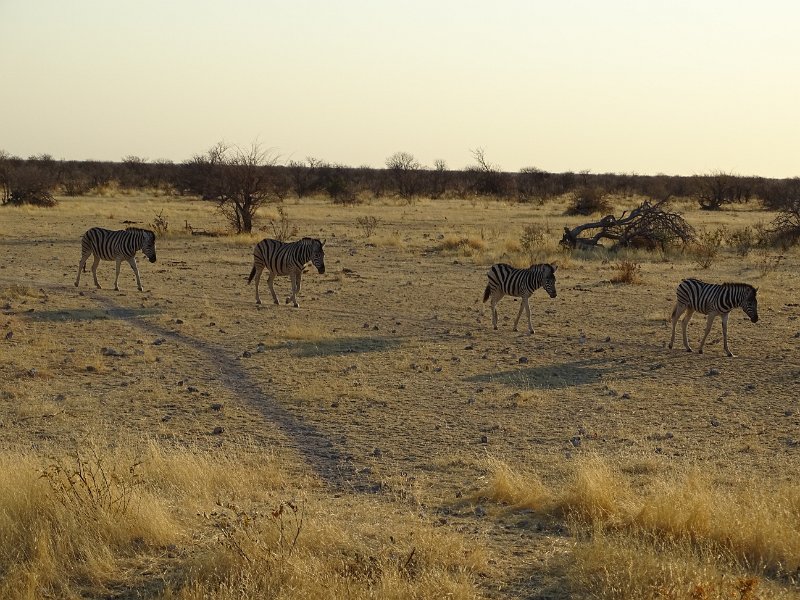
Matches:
[[668, 278, 759, 357], [248, 237, 326, 307], [75, 227, 157, 291], [483, 263, 558, 334]]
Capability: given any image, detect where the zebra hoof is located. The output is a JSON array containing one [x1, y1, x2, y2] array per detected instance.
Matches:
[[256, 300, 262, 305]]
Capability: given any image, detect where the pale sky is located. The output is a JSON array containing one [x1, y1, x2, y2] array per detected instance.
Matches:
[[2, 0, 799, 177]]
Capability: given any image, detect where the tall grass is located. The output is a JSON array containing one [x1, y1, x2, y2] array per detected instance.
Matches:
[[0, 441, 488, 600], [475, 455, 800, 598]]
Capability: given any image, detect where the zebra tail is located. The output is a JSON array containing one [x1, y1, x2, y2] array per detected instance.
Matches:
[[247, 265, 256, 284], [482, 284, 491, 303]]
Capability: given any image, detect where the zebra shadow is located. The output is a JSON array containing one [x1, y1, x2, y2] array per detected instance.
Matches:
[[466, 357, 624, 390], [24, 307, 163, 322], [272, 336, 402, 358]]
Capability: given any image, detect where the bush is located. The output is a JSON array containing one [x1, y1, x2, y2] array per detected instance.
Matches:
[[566, 187, 612, 216], [3, 164, 57, 206], [610, 260, 641, 284], [726, 226, 756, 256], [691, 227, 726, 269]]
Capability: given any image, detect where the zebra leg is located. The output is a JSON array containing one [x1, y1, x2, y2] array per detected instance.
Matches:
[[266, 272, 279, 305], [489, 294, 502, 330], [513, 296, 534, 334], [253, 267, 264, 304], [697, 312, 717, 355], [75, 252, 90, 287], [668, 303, 687, 349], [680, 308, 694, 352], [290, 272, 302, 308], [91, 256, 102, 289], [127, 257, 144, 291], [113, 258, 123, 291], [721, 312, 734, 357]]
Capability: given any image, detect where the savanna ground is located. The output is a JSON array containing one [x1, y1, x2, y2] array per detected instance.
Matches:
[[0, 192, 798, 599]]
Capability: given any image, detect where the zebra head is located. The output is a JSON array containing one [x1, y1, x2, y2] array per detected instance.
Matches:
[[311, 238, 325, 274], [142, 229, 157, 263], [541, 264, 558, 298], [742, 285, 758, 323]]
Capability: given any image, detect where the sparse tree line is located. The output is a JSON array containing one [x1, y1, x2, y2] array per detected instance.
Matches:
[[1, 145, 799, 245]]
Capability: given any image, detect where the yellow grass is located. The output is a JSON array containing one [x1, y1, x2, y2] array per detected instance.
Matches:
[[0, 193, 798, 598]]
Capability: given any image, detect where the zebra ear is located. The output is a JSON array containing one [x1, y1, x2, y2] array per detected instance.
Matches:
[[551, 264, 558, 273], [321, 239, 326, 247]]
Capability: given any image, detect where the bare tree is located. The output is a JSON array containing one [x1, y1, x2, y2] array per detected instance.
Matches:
[[561, 198, 694, 251], [467, 147, 505, 196], [386, 151, 421, 199], [693, 171, 750, 210], [217, 143, 280, 233]]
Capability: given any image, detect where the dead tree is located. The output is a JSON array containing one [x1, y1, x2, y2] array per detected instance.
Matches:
[[561, 198, 694, 251]]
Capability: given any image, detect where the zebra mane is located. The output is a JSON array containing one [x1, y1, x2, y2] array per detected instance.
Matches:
[[721, 282, 757, 293], [125, 227, 156, 240]]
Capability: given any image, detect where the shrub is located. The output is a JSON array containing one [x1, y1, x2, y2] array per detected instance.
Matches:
[[519, 224, 547, 260], [691, 227, 726, 269], [610, 260, 642, 284], [566, 186, 613, 216], [726, 226, 756, 256], [356, 215, 380, 238]]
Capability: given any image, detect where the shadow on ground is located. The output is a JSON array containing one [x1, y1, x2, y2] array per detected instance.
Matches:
[[466, 357, 628, 389], [272, 336, 403, 358], [24, 307, 163, 322]]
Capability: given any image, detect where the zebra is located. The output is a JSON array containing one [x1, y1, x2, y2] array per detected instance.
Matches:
[[668, 278, 759, 357], [247, 237, 326, 307], [483, 263, 558, 333], [75, 227, 157, 291]]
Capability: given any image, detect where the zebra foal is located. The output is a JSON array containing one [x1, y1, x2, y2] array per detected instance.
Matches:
[[248, 237, 326, 307], [668, 278, 758, 357], [75, 227, 157, 291], [483, 263, 558, 333]]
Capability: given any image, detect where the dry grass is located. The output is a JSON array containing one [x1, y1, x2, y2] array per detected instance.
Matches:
[[0, 440, 488, 600], [476, 456, 800, 598], [0, 193, 798, 598]]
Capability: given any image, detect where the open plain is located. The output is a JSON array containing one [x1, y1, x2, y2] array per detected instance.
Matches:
[[1, 193, 799, 599]]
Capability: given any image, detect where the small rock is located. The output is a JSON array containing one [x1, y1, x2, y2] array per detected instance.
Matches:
[[27, 368, 37, 377], [707, 368, 720, 376], [175, 319, 184, 324], [210, 403, 223, 411], [4, 331, 12, 340], [785, 409, 795, 417], [464, 344, 474, 350], [242, 350, 252, 358], [86, 365, 96, 372], [363, 323, 370, 329], [621, 392, 631, 399], [518, 356, 529, 364], [372, 447, 382, 458], [101, 347, 125, 357], [187, 386, 199, 393], [152, 338, 166, 345], [211, 426, 224, 435], [474, 506, 486, 517], [571, 436, 582, 447], [54, 393, 66, 402], [710, 418, 720, 427], [480, 434, 489, 444]]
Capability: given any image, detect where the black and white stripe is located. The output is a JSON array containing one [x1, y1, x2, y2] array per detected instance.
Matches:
[[483, 263, 558, 333], [248, 237, 326, 307], [668, 278, 759, 357], [75, 227, 157, 291]]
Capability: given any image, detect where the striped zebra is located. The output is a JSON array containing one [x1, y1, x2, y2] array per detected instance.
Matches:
[[483, 263, 558, 333], [668, 278, 759, 357], [248, 237, 326, 307], [75, 227, 157, 292]]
